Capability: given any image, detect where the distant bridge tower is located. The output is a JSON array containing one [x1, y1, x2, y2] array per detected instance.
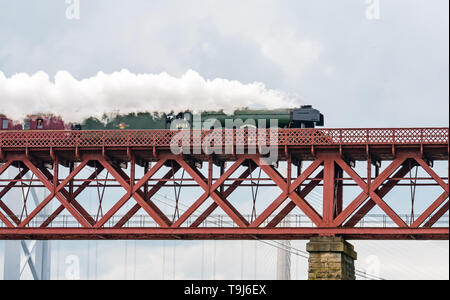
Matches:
[[2, 171, 51, 280], [276, 218, 291, 280]]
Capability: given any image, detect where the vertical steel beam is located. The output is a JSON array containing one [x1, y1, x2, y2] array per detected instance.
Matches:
[[323, 158, 335, 225], [335, 167, 343, 217]]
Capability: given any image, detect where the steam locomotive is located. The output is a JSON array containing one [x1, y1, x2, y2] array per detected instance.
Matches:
[[0, 105, 324, 131]]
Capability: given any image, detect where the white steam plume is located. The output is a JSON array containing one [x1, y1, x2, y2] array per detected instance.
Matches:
[[0, 69, 298, 123]]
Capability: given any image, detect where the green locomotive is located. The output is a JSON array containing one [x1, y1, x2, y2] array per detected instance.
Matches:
[[76, 105, 324, 130]]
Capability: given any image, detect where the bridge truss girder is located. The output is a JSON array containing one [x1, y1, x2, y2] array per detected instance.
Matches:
[[0, 146, 448, 240]]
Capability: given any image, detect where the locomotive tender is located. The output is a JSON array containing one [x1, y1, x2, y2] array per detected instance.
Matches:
[[0, 105, 324, 131]]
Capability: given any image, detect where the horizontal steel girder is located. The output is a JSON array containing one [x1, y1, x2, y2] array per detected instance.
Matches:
[[0, 228, 447, 240]]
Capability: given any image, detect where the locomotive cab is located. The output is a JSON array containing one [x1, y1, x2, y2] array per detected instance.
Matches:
[[291, 105, 324, 128]]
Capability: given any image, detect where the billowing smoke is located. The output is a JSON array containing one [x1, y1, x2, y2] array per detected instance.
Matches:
[[0, 69, 298, 123]]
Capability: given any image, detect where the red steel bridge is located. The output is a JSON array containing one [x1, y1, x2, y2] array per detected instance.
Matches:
[[0, 128, 448, 240]]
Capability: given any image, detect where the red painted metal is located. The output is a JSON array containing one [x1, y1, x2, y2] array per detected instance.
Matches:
[[0, 128, 448, 240], [0, 128, 447, 148]]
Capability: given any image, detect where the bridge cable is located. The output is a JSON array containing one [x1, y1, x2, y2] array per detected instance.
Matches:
[[201, 240, 205, 279], [124, 240, 128, 280], [213, 240, 217, 280], [173, 240, 176, 280], [162, 240, 166, 280], [266, 239, 385, 280], [154, 192, 386, 280], [95, 240, 99, 280], [153, 191, 386, 280], [87, 240, 91, 279]]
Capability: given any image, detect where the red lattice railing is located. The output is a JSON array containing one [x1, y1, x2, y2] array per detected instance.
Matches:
[[0, 128, 448, 148]]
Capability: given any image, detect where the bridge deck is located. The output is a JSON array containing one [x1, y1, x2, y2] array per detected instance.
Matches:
[[1, 128, 448, 163]]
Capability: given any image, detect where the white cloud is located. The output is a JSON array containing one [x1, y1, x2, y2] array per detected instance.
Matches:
[[0, 69, 297, 122]]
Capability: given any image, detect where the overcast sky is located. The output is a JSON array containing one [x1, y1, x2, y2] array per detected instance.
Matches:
[[0, 0, 448, 280], [1, 0, 448, 127]]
